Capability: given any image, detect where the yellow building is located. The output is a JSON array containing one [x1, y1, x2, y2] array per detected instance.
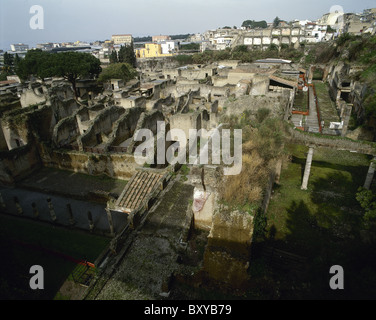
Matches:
[[135, 43, 174, 58]]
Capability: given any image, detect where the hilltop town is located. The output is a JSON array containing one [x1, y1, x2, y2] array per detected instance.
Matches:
[[0, 7, 376, 300]]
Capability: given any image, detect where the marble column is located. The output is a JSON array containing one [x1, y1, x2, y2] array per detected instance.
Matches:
[[364, 158, 376, 190], [301, 147, 314, 190]]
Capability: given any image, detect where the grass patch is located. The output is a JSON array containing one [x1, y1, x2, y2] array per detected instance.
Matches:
[[293, 90, 308, 113], [256, 143, 376, 299], [313, 81, 340, 128]]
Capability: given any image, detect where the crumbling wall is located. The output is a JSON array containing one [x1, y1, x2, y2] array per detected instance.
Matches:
[[169, 111, 202, 138], [78, 106, 125, 150], [203, 208, 253, 289], [27, 105, 56, 142], [20, 84, 47, 108], [104, 107, 144, 150], [1, 105, 40, 150], [127, 110, 165, 153], [118, 96, 146, 109], [223, 94, 288, 118], [0, 123, 8, 151], [50, 97, 79, 120], [180, 67, 215, 81], [249, 75, 270, 95], [52, 114, 79, 148], [0, 144, 42, 185], [150, 95, 174, 111], [0, 92, 21, 116], [76, 104, 106, 134], [49, 82, 75, 101], [46, 150, 139, 180], [136, 57, 179, 71]]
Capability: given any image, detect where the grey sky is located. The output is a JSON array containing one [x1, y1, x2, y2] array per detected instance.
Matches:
[[1, 0, 375, 50]]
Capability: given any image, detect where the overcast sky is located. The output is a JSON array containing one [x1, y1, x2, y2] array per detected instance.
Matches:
[[1, 0, 375, 50]]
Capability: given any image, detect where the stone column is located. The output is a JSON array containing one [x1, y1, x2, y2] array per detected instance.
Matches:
[[32, 202, 39, 219], [106, 208, 115, 236], [364, 159, 376, 190], [47, 198, 57, 222], [14, 197, 23, 215], [301, 147, 314, 190], [0, 193, 5, 210], [66, 204, 75, 226], [128, 211, 134, 230], [87, 211, 94, 232]]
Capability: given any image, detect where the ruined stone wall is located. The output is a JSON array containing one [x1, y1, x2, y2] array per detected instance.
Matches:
[[150, 95, 174, 111], [104, 107, 144, 149], [127, 110, 165, 153], [27, 105, 56, 142], [20, 86, 47, 108], [162, 68, 181, 80], [289, 128, 376, 155], [136, 57, 179, 71], [49, 97, 79, 121], [0, 123, 8, 151], [169, 111, 202, 138], [0, 144, 42, 185], [249, 75, 270, 95], [78, 106, 125, 150], [1, 105, 40, 150], [203, 208, 253, 289], [118, 96, 146, 109], [223, 94, 288, 118], [180, 68, 212, 81], [52, 114, 79, 148], [45, 150, 139, 180], [179, 90, 201, 113], [75, 104, 106, 135]]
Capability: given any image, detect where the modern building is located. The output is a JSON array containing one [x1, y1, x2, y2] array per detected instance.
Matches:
[[160, 41, 178, 55], [135, 43, 174, 58], [111, 34, 133, 45], [10, 43, 29, 52], [36, 43, 54, 50]]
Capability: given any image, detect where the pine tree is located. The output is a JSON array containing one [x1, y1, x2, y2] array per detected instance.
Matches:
[[110, 50, 118, 64]]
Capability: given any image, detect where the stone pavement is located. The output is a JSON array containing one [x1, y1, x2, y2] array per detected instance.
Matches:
[[17, 167, 127, 202], [0, 187, 128, 236], [306, 86, 320, 133]]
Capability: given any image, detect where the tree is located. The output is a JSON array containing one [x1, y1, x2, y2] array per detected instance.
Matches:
[[2, 52, 14, 75], [269, 43, 279, 52], [16, 50, 101, 98], [15, 49, 54, 81], [109, 50, 118, 64], [53, 52, 101, 98], [356, 187, 376, 222], [118, 43, 136, 67], [273, 16, 281, 28], [3, 52, 14, 68], [233, 45, 248, 53], [97, 63, 137, 84], [241, 20, 267, 29]]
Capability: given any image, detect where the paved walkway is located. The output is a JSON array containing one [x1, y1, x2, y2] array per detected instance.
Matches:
[[0, 187, 128, 235], [306, 86, 320, 133], [94, 181, 195, 299], [17, 167, 127, 201]]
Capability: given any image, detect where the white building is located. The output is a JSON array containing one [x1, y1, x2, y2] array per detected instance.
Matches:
[[10, 43, 29, 52], [160, 41, 178, 55]]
